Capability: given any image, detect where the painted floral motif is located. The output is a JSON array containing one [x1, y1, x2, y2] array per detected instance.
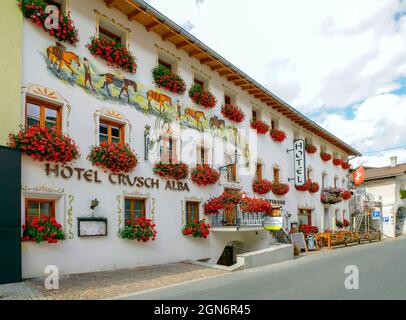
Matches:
[[189, 84, 216, 109], [190, 165, 220, 186], [152, 65, 186, 95], [182, 219, 211, 238], [270, 129, 287, 143]]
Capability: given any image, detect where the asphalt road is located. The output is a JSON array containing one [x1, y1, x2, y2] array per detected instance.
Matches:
[[121, 236, 406, 300]]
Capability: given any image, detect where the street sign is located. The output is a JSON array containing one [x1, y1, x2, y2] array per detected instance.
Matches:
[[383, 217, 390, 223], [372, 210, 381, 220], [293, 139, 306, 186]]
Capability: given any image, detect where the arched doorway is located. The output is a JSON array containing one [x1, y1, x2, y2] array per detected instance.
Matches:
[[217, 241, 245, 266]]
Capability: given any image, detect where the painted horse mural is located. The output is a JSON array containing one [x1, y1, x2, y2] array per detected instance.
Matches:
[[184, 108, 207, 131], [210, 116, 225, 131], [147, 90, 172, 114], [99, 73, 137, 103], [47, 45, 81, 79]]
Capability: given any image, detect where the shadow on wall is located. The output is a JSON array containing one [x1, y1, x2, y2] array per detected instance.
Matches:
[[396, 206, 406, 236]]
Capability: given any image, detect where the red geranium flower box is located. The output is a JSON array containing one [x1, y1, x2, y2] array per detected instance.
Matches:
[[8, 126, 80, 164], [272, 182, 290, 196], [182, 219, 211, 238], [191, 165, 220, 186], [221, 103, 245, 123], [341, 191, 352, 200], [250, 120, 270, 134], [87, 36, 137, 73], [333, 159, 343, 166], [153, 161, 189, 180], [203, 191, 242, 215], [120, 216, 157, 242], [342, 162, 351, 170], [270, 129, 287, 143], [343, 219, 350, 227], [22, 216, 64, 244], [189, 84, 216, 109], [309, 181, 320, 193], [320, 152, 332, 162], [305, 143, 317, 154], [241, 197, 272, 215], [299, 224, 319, 235], [152, 65, 186, 95], [252, 179, 273, 194], [88, 142, 138, 173], [295, 182, 310, 192], [19, 0, 79, 45]]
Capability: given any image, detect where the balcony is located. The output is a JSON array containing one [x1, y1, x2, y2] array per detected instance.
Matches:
[[208, 210, 266, 232], [321, 187, 344, 206]]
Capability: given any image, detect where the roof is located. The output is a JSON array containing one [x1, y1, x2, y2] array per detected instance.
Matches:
[[105, 0, 362, 156], [364, 163, 406, 181]]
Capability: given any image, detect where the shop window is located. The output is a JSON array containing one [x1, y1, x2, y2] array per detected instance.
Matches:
[[196, 144, 208, 165], [185, 201, 200, 225], [273, 167, 280, 183], [26, 97, 61, 132], [98, 17, 126, 45], [256, 163, 263, 180], [160, 135, 178, 163], [25, 199, 55, 223], [298, 209, 312, 226], [99, 118, 124, 145], [125, 198, 146, 220]]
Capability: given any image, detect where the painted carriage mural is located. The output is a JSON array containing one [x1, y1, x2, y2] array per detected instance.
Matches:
[[43, 42, 251, 165]]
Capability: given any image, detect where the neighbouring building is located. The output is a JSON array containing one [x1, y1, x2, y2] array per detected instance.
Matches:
[[5, 0, 361, 280]]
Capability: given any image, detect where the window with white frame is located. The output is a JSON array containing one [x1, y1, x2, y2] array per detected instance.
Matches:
[[160, 133, 179, 163], [97, 15, 127, 46], [270, 116, 279, 131], [157, 51, 178, 73]]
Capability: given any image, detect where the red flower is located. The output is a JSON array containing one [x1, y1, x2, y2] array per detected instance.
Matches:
[[241, 197, 272, 215], [189, 85, 217, 109], [221, 103, 245, 123], [320, 152, 332, 162], [22, 215, 64, 244], [152, 65, 186, 95], [153, 162, 189, 180], [305, 143, 317, 154], [252, 179, 273, 194], [341, 162, 351, 170], [120, 216, 157, 242], [270, 129, 287, 143], [341, 191, 352, 200], [308, 181, 320, 193], [272, 182, 290, 196], [333, 159, 343, 166], [182, 220, 210, 238], [191, 165, 220, 186], [250, 120, 270, 134]]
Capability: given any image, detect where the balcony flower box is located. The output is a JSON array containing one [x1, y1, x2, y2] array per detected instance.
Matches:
[[252, 178, 273, 194], [270, 129, 287, 143], [152, 65, 186, 95], [8, 126, 80, 164], [19, 0, 79, 45], [333, 159, 343, 166], [221, 103, 245, 123], [321, 188, 343, 204], [320, 152, 332, 162], [341, 162, 351, 170], [182, 219, 210, 238], [295, 181, 310, 192], [119, 217, 157, 242], [241, 197, 272, 215], [272, 182, 290, 196], [153, 161, 189, 180], [305, 143, 317, 154], [250, 120, 270, 134], [88, 142, 138, 173], [341, 191, 352, 200], [189, 84, 216, 109], [308, 181, 320, 193], [203, 191, 243, 215], [87, 36, 137, 73], [191, 165, 220, 186], [22, 216, 64, 244], [299, 224, 319, 235]]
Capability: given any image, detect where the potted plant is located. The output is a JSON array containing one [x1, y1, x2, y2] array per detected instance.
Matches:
[[8, 126, 80, 164], [153, 161, 189, 180], [182, 219, 211, 238], [320, 152, 332, 162], [333, 159, 343, 166], [341, 162, 351, 170], [341, 191, 352, 200], [87, 36, 137, 73], [119, 217, 157, 242], [22, 216, 64, 244], [308, 181, 320, 193], [221, 103, 245, 123], [190, 165, 220, 186], [88, 142, 138, 173], [252, 178, 273, 194], [272, 182, 290, 196], [299, 224, 319, 235], [270, 129, 287, 143], [305, 143, 317, 154], [152, 65, 186, 95], [18, 0, 79, 45], [189, 84, 216, 109], [250, 120, 270, 134]]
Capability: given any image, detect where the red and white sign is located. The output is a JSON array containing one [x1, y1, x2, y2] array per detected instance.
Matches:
[[352, 166, 365, 186]]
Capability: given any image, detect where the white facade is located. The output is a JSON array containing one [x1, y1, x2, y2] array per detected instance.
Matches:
[[20, 0, 354, 278]]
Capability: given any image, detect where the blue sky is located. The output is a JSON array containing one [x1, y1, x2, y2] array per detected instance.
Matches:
[[146, 0, 406, 167]]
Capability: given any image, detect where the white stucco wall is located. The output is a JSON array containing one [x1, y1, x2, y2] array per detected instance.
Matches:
[[20, 0, 352, 278]]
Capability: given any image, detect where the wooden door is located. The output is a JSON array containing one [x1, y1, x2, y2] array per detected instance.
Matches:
[[224, 189, 239, 225]]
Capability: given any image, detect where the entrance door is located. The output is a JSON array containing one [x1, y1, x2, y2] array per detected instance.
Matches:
[[224, 189, 239, 225], [0, 147, 22, 284]]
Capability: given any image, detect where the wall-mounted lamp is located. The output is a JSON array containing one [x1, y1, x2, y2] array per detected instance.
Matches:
[[90, 199, 99, 210]]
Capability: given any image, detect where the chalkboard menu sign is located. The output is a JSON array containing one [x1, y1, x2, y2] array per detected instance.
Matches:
[[290, 232, 307, 252], [305, 233, 319, 251]]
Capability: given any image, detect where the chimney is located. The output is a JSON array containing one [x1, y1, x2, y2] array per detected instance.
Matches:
[[390, 156, 397, 168]]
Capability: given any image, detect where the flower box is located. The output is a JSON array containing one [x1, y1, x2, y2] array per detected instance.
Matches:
[[270, 129, 287, 143], [189, 84, 216, 109], [221, 103, 245, 123], [341, 191, 352, 200], [320, 152, 332, 162], [182, 219, 210, 238], [119, 217, 157, 242], [8, 126, 80, 164], [203, 191, 242, 215], [308, 181, 320, 193], [252, 179, 273, 194], [341, 162, 351, 170], [153, 162, 189, 180], [19, 0, 79, 45], [22, 216, 64, 244], [272, 183, 290, 196], [191, 165, 220, 186], [321, 188, 343, 204], [88, 142, 138, 173], [152, 65, 186, 95], [295, 182, 310, 192], [87, 36, 137, 73], [241, 197, 272, 215], [250, 120, 270, 134], [343, 219, 350, 227], [333, 159, 343, 166], [299, 224, 319, 235], [305, 143, 317, 154]]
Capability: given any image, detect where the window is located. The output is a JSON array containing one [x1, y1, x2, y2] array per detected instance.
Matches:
[[25, 199, 55, 223], [334, 177, 339, 188], [160, 135, 178, 162], [98, 17, 126, 45], [196, 144, 208, 165], [298, 209, 312, 226], [99, 118, 124, 145], [125, 198, 146, 221], [307, 168, 313, 180], [26, 97, 61, 132], [322, 174, 327, 189], [252, 110, 258, 122], [194, 78, 205, 90], [270, 117, 279, 130], [273, 168, 280, 183], [186, 202, 200, 225], [256, 163, 263, 180], [158, 58, 172, 72], [226, 155, 237, 182], [224, 95, 232, 105]]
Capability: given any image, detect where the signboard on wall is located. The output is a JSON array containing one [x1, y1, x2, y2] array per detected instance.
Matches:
[[77, 218, 108, 237], [264, 216, 283, 231], [293, 139, 306, 186]]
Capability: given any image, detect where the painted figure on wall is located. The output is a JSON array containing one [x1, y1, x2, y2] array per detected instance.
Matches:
[[83, 57, 95, 91]]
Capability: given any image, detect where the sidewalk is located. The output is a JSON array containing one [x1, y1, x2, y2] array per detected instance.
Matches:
[[0, 262, 226, 300]]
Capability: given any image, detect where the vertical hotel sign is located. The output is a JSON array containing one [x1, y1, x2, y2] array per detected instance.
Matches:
[[294, 139, 306, 186]]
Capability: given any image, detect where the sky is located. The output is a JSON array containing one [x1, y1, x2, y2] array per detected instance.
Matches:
[[145, 0, 406, 168]]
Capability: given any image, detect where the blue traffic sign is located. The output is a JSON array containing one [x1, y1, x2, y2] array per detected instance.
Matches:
[[372, 210, 381, 220]]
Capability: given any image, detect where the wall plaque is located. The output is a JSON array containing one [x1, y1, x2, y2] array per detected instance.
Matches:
[[77, 217, 108, 237]]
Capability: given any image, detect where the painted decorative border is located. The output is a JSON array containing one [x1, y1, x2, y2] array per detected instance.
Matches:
[[154, 44, 181, 62], [116, 195, 123, 231], [94, 9, 132, 33], [180, 200, 185, 226], [222, 83, 239, 96], [22, 184, 65, 194], [67, 194, 75, 239], [191, 65, 212, 80], [93, 108, 133, 145], [151, 198, 156, 222]]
